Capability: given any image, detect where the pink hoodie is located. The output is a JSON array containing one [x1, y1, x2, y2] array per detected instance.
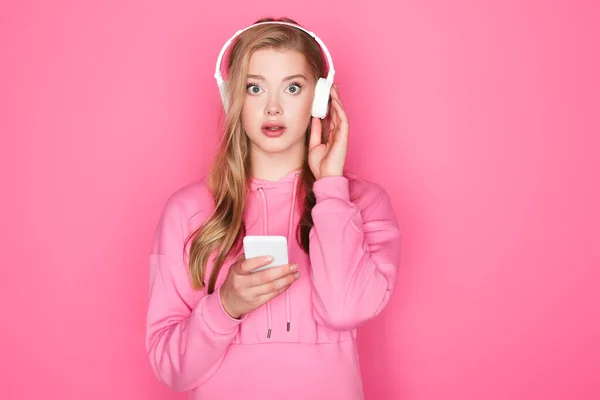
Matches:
[[146, 170, 402, 399]]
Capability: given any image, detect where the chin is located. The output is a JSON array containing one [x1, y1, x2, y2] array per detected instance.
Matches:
[[250, 132, 305, 155], [257, 139, 295, 154]]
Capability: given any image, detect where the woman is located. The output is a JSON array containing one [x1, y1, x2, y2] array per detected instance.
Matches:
[[146, 16, 401, 399]]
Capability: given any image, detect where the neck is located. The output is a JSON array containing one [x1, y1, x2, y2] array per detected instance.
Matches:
[[250, 143, 305, 182]]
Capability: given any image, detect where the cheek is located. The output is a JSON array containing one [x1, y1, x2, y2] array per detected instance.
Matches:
[[301, 97, 312, 115], [301, 90, 314, 111], [242, 99, 260, 127], [288, 94, 313, 121]]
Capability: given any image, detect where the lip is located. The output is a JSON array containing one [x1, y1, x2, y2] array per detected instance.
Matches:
[[261, 121, 287, 129], [261, 121, 287, 138]]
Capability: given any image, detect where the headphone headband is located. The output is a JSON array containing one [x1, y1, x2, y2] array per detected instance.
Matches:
[[214, 21, 335, 85]]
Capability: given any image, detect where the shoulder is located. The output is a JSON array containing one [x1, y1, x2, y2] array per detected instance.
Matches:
[[158, 177, 215, 234], [165, 178, 212, 209]]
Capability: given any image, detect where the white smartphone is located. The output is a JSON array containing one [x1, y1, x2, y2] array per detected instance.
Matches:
[[243, 235, 289, 273]]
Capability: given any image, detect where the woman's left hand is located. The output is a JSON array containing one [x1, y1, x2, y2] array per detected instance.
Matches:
[[308, 84, 349, 180]]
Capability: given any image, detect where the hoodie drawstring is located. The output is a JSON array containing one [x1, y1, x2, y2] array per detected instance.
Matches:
[[256, 172, 301, 339]]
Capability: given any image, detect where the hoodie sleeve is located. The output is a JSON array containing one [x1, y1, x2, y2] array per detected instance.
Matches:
[[145, 192, 242, 392], [309, 175, 401, 331]]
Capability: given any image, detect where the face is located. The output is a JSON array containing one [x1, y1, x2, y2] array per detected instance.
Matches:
[[241, 47, 315, 158]]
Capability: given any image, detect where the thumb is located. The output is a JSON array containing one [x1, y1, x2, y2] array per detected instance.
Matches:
[[308, 117, 322, 150], [233, 253, 247, 274]]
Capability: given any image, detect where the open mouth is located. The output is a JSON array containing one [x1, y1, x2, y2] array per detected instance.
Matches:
[[261, 122, 287, 137]]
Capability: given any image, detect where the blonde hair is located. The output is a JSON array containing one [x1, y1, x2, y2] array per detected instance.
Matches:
[[185, 17, 328, 293]]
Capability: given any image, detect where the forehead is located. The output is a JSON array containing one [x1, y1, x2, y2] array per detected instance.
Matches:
[[247, 48, 308, 79]]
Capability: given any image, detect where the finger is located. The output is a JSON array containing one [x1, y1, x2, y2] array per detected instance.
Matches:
[[330, 84, 341, 102], [328, 107, 337, 138], [308, 117, 322, 150], [252, 270, 300, 296], [331, 98, 348, 140], [331, 88, 345, 118], [334, 100, 342, 132], [327, 105, 338, 143], [256, 280, 294, 304], [232, 253, 245, 274], [247, 263, 297, 287], [238, 255, 274, 275]]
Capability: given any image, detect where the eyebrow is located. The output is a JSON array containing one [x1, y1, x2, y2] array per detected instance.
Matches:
[[247, 74, 308, 81]]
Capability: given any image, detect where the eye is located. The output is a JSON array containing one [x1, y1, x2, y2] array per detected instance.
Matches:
[[246, 84, 263, 95], [286, 83, 302, 94]]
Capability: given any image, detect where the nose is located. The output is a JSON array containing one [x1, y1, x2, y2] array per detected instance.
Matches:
[[264, 95, 282, 116]]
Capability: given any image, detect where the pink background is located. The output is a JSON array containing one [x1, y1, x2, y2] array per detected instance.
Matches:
[[1, 0, 599, 399]]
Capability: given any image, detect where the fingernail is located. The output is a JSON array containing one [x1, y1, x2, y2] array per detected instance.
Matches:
[[265, 256, 273, 262], [294, 272, 301, 279], [290, 264, 298, 271]]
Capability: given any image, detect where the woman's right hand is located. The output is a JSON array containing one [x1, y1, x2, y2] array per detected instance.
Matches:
[[219, 254, 300, 319]]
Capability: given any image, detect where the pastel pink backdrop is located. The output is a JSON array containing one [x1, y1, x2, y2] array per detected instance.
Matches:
[[1, 0, 598, 399]]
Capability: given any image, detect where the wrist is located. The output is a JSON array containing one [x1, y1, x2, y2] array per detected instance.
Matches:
[[316, 171, 343, 180], [219, 286, 243, 319], [312, 175, 350, 202]]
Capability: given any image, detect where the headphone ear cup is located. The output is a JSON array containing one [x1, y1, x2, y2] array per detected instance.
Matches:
[[312, 78, 332, 119], [219, 81, 229, 111]]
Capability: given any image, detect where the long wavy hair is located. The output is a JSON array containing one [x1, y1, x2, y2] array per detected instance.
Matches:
[[184, 17, 328, 293]]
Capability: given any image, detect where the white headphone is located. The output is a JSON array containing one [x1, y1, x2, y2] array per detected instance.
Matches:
[[214, 21, 335, 119]]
